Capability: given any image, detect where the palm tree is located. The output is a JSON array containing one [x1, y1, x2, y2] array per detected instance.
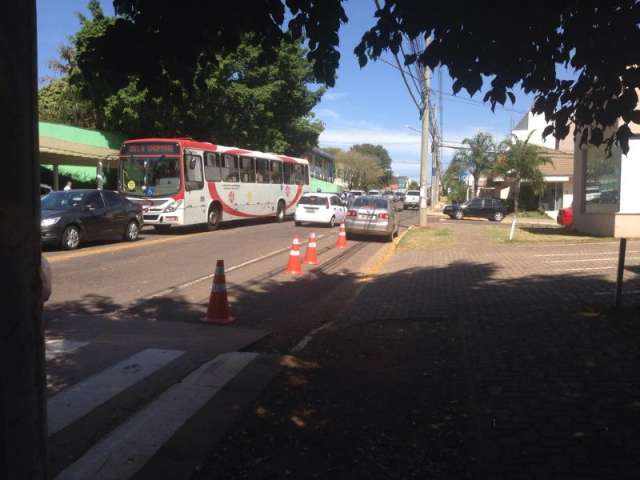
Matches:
[[450, 132, 497, 196], [493, 133, 551, 241]]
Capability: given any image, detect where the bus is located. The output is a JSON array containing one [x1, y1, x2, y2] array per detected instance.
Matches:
[[118, 138, 310, 231]]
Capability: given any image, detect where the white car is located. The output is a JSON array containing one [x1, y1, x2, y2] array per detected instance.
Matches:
[[368, 189, 380, 195], [404, 190, 420, 209], [294, 193, 347, 228]]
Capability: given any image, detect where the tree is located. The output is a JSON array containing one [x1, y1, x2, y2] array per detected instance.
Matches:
[[39, 76, 97, 129], [441, 157, 468, 202], [335, 150, 384, 190], [48, 2, 325, 154], [493, 133, 551, 241], [408, 180, 419, 190], [356, 1, 640, 154], [350, 144, 394, 185], [449, 132, 497, 195]]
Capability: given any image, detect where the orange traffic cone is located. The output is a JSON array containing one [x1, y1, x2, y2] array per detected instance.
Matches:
[[336, 223, 348, 249], [304, 232, 319, 265], [203, 260, 233, 324], [286, 235, 303, 275]]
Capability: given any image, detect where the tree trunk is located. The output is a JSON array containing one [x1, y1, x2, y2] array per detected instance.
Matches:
[[509, 179, 520, 241], [0, 1, 48, 478]]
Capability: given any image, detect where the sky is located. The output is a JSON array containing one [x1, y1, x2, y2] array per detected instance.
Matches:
[[37, 0, 535, 181]]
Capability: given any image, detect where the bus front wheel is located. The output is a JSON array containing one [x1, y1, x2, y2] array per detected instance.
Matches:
[[207, 204, 222, 231], [275, 200, 285, 223]]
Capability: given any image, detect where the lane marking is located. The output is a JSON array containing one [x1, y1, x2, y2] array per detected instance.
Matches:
[[45, 339, 89, 361], [544, 257, 640, 264], [535, 250, 640, 257], [532, 241, 638, 248], [48, 348, 184, 436], [45, 233, 214, 264], [143, 232, 333, 300], [551, 266, 617, 272], [594, 290, 640, 296], [56, 352, 258, 480], [291, 321, 336, 353]]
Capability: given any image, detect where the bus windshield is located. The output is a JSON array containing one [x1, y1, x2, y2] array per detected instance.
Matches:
[[121, 156, 181, 197]]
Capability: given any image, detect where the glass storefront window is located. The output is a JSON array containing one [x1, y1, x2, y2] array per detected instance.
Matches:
[[584, 144, 621, 213]]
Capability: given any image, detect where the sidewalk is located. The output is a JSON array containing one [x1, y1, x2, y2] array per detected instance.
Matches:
[[197, 223, 640, 479]]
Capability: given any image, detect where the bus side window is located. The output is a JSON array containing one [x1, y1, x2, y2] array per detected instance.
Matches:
[[283, 162, 292, 184], [185, 154, 204, 190], [204, 152, 221, 181], [240, 156, 255, 183], [256, 158, 269, 184], [294, 164, 305, 185], [270, 160, 282, 184], [221, 154, 239, 182]]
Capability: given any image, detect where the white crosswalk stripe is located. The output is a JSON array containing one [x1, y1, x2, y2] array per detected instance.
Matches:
[[48, 348, 184, 436], [56, 352, 259, 480]]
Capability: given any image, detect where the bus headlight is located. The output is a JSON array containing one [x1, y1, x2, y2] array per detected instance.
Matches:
[[163, 200, 183, 213]]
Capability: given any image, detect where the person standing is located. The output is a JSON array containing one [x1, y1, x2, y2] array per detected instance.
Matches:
[[63, 181, 72, 191]]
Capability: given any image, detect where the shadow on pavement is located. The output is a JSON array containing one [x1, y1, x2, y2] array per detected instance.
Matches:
[[45, 255, 640, 478]]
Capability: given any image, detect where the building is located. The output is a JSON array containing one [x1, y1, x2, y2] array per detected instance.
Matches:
[[39, 122, 124, 190], [572, 126, 640, 237], [304, 147, 342, 193], [509, 111, 575, 217]]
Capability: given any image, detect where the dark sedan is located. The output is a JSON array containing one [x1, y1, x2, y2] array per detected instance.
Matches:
[[41, 190, 143, 250], [443, 197, 506, 222]]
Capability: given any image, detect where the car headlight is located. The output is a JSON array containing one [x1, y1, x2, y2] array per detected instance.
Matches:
[[163, 200, 183, 213], [41, 217, 60, 227]]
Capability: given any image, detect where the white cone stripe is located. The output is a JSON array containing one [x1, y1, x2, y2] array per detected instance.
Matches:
[[289, 251, 300, 256], [56, 352, 259, 480], [308, 242, 317, 248]]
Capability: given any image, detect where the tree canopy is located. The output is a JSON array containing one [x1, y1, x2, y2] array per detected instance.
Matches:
[[448, 132, 497, 193], [335, 149, 385, 190], [350, 143, 393, 185], [41, 1, 326, 154], [356, 0, 640, 153]]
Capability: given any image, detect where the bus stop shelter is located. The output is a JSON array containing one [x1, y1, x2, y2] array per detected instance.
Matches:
[[39, 122, 123, 190]]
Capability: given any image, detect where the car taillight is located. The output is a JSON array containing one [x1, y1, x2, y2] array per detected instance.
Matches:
[[378, 212, 389, 219], [347, 209, 357, 217]]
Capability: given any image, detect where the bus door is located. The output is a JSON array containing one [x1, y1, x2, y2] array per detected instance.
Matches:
[[239, 156, 258, 215], [254, 157, 272, 214], [183, 151, 206, 224]]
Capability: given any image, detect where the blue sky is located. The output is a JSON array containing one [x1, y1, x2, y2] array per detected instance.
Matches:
[[37, 0, 535, 180]]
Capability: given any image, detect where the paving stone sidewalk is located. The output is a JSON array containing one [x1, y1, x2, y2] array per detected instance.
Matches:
[[197, 222, 640, 479]]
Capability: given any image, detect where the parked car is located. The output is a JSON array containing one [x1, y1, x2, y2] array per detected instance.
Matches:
[[344, 195, 399, 242], [443, 197, 506, 222], [294, 193, 347, 227], [41, 189, 144, 250], [383, 191, 404, 211], [404, 190, 420, 209], [557, 206, 573, 227], [40, 184, 53, 196]]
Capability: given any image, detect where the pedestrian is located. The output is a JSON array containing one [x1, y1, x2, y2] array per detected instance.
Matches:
[[63, 181, 72, 191]]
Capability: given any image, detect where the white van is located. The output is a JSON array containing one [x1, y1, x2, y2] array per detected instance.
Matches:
[[404, 190, 420, 209]]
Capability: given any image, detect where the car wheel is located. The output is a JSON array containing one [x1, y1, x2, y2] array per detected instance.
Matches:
[[454, 210, 463, 220], [493, 211, 504, 222], [61, 225, 81, 250], [207, 204, 222, 231], [124, 220, 139, 241], [328, 215, 336, 228], [275, 200, 285, 222]]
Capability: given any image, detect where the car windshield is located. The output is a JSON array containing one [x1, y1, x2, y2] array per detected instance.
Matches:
[[407, 191, 419, 196], [121, 155, 181, 197], [352, 197, 388, 209], [299, 195, 328, 206], [41, 191, 88, 210]]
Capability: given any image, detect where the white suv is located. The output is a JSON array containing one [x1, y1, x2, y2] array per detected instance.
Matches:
[[404, 190, 420, 209], [294, 193, 347, 228]]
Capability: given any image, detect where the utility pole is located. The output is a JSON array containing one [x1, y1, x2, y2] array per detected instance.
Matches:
[[418, 52, 431, 227], [1, 1, 48, 479]]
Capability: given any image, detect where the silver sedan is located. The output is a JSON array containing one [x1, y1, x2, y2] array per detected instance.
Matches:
[[344, 196, 399, 242]]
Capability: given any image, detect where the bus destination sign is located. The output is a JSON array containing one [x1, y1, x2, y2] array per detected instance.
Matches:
[[121, 143, 180, 155]]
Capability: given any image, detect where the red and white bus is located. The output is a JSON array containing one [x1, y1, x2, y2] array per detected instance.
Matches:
[[118, 138, 310, 231]]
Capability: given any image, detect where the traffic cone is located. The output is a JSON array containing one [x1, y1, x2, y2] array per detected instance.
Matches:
[[286, 235, 303, 275], [336, 223, 348, 249], [203, 260, 233, 324], [304, 232, 319, 265]]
